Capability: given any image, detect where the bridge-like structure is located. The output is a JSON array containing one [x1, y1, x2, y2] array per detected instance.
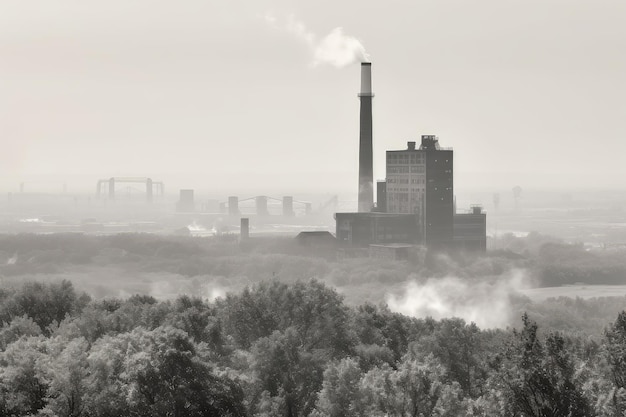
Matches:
[[224, 195, 338, 217], [96, 177, 164, 202]]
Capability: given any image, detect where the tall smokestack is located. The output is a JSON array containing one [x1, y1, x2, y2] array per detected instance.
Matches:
[[358, 62, 374, 212]]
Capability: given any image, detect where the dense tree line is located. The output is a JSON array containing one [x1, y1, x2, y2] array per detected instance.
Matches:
[[0, 280, 626, 416]]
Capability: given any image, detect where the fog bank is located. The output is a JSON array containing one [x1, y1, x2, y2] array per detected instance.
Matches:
[[387, 269, 531, 328]]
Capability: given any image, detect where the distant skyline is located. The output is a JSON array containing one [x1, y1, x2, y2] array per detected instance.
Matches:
[[2, 0, 625, 194]]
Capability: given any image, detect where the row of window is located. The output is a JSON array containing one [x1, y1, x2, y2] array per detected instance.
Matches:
[[387, 166, 427, 174], [386, 204, 423, 214], [387, 153, 425, 164], [387, 187, 425, 192], [387, 179, 426, 185]]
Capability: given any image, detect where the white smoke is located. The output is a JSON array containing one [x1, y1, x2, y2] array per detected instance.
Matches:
[[387, 270, 530, 329], [264, 12, 369, 67]]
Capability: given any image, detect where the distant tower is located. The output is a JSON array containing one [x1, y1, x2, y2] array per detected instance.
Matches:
[[358, 62, 374, 212], [146, 178, 153, 203], [240, 218, 249, 241], [177, 189, 195, 212]]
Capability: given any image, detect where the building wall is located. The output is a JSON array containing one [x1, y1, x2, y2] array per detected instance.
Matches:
[[369, 244, 411, 260], [375, 181, 387, 212], [335, 213, 421, 248], [453, 212, 487, 252], [423, 141, 454, 248]]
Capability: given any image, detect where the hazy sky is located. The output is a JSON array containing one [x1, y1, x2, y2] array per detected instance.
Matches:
[[1, 0, 625, 194]]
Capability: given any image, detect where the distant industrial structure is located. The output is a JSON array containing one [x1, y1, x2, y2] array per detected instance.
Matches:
[[335, 62, 486, 252], [225, 196, 313, 217], [96, 177, 164, 202], [177, 189, 195, 212]]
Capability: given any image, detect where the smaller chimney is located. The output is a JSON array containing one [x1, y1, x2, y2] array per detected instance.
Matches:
[[240, 218, 249, 241], [407, 141, 416, 150]]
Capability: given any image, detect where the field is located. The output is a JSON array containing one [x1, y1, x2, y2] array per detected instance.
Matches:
[[521, 284, 626, 301]]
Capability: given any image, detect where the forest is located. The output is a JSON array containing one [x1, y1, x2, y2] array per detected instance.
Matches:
[[0, 233, 625, 416]]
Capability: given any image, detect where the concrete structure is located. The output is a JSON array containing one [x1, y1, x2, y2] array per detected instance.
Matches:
[[358, 62, 374, 212], [255, 196, 269, 216], [453, 205, 487, 252], [146, 178, 153, 202], [228, 196, 239, 216], [295, 231, 337, 256], [335, 212, 420, 247], [177, 189, 195, 212], [283, 196, 294, 217], [240, 218, 249, 241]]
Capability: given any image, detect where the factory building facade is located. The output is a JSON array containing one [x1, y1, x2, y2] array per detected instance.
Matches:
[[385, 141, 426, 215], [335, 212, 421, 247]]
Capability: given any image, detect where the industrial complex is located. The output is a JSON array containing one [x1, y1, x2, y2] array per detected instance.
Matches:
[[4, 61, 487, 254], [335, 62, 486, 253]]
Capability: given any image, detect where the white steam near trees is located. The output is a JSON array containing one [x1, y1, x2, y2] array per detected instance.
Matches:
[[264, 12, 370, 67], [387, 270, 531, 329]]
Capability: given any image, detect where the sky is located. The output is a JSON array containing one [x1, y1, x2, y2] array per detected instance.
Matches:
[[1, 0, 625, 195]]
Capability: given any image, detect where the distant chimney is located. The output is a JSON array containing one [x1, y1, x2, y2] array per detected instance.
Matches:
[[240, 218, 249, 241], [407, 141, 416, 150], [358, 62, 374, 212]]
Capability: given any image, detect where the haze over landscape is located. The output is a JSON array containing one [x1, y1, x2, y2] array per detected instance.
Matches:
[[2, 2, 626, 416], [2, 0, 626, 193]]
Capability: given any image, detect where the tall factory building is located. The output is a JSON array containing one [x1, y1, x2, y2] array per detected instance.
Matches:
[[385, 135, 453, 248]]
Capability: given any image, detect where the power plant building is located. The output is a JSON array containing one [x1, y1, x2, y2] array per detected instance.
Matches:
[[335, 62, 485, 252]]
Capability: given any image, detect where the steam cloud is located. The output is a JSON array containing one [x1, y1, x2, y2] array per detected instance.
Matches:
[[387, 270, 530, 329], [265, 12, 370, 67]]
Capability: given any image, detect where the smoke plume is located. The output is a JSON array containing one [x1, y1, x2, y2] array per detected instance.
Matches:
[[264, 12, 369, 67], [387, 270, 530, 329]]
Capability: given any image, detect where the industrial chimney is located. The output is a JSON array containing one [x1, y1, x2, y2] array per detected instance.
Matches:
[[358, 62, 374, 212]]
